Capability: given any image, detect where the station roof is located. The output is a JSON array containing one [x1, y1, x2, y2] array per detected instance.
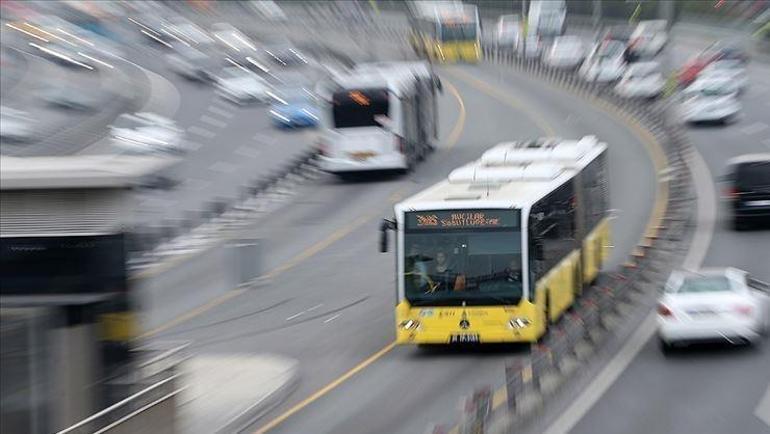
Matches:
[[0, 155, 181, 190]]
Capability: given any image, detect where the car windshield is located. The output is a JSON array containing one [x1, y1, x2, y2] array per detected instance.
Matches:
[[332, 88, 389, 128], [675, 276, 733, 293], [440, 23, 477, 41], [403, 210, 523, 306], [736, 161, 770, 188]]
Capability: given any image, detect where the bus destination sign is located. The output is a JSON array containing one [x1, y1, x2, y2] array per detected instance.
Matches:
[[406, 210, 519, 230]]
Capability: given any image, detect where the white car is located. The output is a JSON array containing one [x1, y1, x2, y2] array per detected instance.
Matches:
[[657, 268, 770, 352], [495, 14, 521, 49], [579, 40, 626, 83], [542, 35, 584, 69], [629, 20, 668, 58], [110, 112, 185, 154], [215, 67, 272, 104], [166, 45, 217, 81], [614, 61, 665, 98], [680, 76, 741, 124], [519, 35, 543, 59], [699, 59, 748, 94], [0, 106, 34, 142]]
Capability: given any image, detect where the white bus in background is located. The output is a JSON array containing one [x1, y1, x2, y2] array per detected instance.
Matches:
[[528, 0, 566, 37], [316, 62, 442, 177]]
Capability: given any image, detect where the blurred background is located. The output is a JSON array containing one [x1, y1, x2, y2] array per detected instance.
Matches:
[[1, 1, 769, 434]]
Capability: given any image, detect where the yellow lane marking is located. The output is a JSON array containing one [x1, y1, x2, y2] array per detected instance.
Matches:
[[137, 288, 246, 339], [263, 214, 372, 279], [443, 78, 466, 151], [253, 341, 398, 434], [138, 72, 468, 340], [438, 65, 671, 430], [444, 67, 557, 136], [250, 76, 470, 433]]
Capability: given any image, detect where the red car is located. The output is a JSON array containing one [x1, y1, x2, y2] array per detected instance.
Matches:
[[678, 42, 748, 86]]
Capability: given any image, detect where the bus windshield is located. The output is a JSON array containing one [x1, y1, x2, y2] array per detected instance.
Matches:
[[332, 88, 389, 128], [403, 210, 523, 306], [440, 22, 477, 42]]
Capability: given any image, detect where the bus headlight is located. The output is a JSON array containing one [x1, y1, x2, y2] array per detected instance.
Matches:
[[508, 318, 531, 329], [399, 319, 421, 331]]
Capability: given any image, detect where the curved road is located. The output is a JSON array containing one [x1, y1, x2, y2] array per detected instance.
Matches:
[[141, 15, 662, 434]]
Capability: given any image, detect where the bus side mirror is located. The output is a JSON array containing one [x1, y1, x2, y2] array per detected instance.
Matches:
[[532, 239, 545, 261], [379, 219, 396, 253]]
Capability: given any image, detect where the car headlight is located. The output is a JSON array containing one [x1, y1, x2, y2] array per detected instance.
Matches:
[[508, 318, 531, 329], [399, 319, 421, 330]]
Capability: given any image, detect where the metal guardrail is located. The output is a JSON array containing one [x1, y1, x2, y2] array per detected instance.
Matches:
[[427, 43, 697, 433], [58, 341, 189, 434]]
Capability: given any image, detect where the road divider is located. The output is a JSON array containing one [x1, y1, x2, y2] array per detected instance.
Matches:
[[430, 43, 700, 434]]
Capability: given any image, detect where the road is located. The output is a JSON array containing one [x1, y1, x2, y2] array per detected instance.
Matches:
[[140, 13, 662, 432], [551, 35, 770, 434]]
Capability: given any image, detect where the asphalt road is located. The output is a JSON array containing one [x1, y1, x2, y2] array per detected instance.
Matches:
[[142, 23, 660, 432], [558, 39, 770, 434]]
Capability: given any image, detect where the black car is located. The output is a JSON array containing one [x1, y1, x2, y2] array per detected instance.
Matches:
[[724, 155, 770, 229]]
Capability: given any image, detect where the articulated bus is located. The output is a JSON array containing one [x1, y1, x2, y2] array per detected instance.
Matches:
[[316, 62, 441, 177], [380, 136, 610, 344], [408, 1, 481, 63]]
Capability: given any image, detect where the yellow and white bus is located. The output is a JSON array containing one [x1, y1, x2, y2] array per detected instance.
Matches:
[[380, 136, 610, 344], [408, 1, 481, 63]]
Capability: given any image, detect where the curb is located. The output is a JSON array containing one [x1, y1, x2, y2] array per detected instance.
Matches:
[[216, 363, 300, 434]]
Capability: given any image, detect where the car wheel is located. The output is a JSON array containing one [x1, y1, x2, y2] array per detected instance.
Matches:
[[733, 217, 748, 231], [659, 338, 674, 355]]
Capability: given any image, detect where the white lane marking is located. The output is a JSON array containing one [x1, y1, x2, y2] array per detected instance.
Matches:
[[285, 311, 305, 321], [306, 303, 323, 312], [755, 384, 770, 428], [199, 115, 228, 128], [253, 132, 277, 145], [740, 122, 769, 136], [208, 161, 237, 173], [323, 314, 340, 323], [207, 105, 234, 118], [543, 135, 717, 434], [235, 145, 261, 158], [188, 126, 216, 139]]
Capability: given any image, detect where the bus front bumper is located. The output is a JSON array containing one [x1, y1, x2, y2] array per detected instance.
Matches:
[[318, 154, 407, 173]]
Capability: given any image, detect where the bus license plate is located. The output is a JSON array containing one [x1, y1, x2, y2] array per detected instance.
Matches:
[[450, 334, 480, 343]]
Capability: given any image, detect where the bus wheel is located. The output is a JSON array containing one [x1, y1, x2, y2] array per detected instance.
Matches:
[[539, 295, 551, 342]]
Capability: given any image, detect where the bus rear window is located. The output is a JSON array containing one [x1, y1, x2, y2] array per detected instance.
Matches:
[[332, 89, 389, 128]]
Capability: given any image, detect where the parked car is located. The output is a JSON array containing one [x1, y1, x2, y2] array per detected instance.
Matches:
[[698, 59, 748, 94], [680, 75, 741, 124], [657, 268, 770, 353], [579, 40, 626, 82], [628, 20, 668, 58], [614, 61, 665, 98], [166, 45, 218, 81], [519, 34, 543, 59], [41, 84, 103, 111], [722, 154, 770, 229], [269, 86, 320, 128], [110, 112, 185, 154], [678, 41, 749, 87], [215, 66, 272, 104], [0, 106, 34, 142], [262, 38, 309, 67], [495, 14, 521, 49], [542, 35, 585, 69]]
